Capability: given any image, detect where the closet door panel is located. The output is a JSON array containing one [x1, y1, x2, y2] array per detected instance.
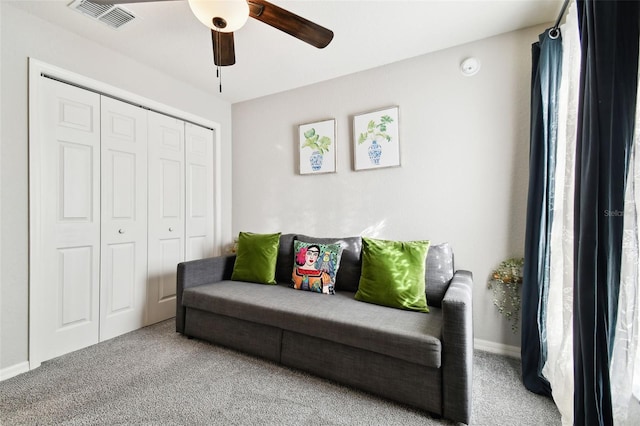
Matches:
[[100, 96, 148, 340], [185, 123, 215, 261], [36, 78, 101, 363], [147, 111, 185, 324], [105, 243, 136, 311], [58, 246, 94, 325]]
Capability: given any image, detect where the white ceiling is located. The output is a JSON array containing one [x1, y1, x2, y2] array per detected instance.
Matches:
[[7, 0, 564, 103]]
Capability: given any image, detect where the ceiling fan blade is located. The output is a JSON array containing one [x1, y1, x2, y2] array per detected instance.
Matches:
[[91, 0, 179, 4], [247, 0, 333, 49], [211, 30, 236, 66]]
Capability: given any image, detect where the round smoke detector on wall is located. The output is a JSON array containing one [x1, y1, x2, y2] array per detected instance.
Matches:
[[460, 57, 481, 76]]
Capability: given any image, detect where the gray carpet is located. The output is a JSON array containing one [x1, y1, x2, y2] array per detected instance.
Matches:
[[0, 320, 560, 425]]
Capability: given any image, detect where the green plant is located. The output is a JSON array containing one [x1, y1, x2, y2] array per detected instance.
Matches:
[[357, 115, 394, 144], [488, 257, 524, 333], [302, 128, 331, 154]]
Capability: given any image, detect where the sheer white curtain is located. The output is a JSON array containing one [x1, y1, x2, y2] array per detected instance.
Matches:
[[610, 44, 640, 425], [542, 2, 580, 425]]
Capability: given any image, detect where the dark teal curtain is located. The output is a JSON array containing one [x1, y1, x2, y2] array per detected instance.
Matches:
[[521, 29, 562, 396], [573, 1, 639, 424]]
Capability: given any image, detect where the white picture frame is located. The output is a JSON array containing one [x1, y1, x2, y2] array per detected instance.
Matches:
[[353, 106, 400, 171], [298, 118, 337, 175]]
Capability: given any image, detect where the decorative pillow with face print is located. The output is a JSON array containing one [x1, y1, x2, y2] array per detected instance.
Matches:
[[291, 240, 343, 294]]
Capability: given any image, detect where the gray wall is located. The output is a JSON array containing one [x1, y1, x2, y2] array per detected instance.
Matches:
[[0, 4, 233, 371], [232, 24, 544, 348]]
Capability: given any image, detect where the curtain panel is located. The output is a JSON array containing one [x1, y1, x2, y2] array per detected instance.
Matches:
[[573, 1, 639, 424], [521, 29, 562, 397]]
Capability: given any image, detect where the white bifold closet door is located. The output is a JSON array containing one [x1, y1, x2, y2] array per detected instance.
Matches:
[[185, 122, 215, 261], [100, 96, 148, 341], [37, 78, 102, 362], [146, 115, 216, 324], [36, 79, 149, 361], [146, 111, 186, 325], [33, 76, 216, 363]]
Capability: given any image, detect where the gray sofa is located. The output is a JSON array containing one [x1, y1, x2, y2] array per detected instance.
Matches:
[[176, 234, 473, 424]]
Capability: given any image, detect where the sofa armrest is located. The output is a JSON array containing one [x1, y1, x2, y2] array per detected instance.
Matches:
[[441, 269, 473, 424], [175, 255, 236, 333]]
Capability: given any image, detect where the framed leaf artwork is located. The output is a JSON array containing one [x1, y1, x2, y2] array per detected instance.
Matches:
[[353, 106, 400, 171], [298, 118, 337, 175]]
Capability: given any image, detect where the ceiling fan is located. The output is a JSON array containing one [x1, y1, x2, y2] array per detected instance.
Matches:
[[93, 0, 334, 67]]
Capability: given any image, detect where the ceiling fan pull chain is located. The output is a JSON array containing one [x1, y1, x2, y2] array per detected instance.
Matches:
[[216, 64, 222, 93], [214, 29, 222, 92]]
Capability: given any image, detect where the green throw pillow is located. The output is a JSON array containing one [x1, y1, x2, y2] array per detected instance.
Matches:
[[231, 232, 281, 285], [355, 237, 430, 313]]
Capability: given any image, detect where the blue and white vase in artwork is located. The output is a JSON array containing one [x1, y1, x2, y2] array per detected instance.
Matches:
[[310, 151, 324, 171], [368, 140, 382, 165]]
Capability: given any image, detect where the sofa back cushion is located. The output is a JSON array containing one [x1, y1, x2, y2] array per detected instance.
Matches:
[[294, 235, 362, 292], [275, 234, 297, 284], [425, 242, 454, 307], [276, 234, 454, 307]]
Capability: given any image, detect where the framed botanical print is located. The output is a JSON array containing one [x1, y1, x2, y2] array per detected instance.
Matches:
[[298, 118, 336, 175], [353, 106, 400, 171]]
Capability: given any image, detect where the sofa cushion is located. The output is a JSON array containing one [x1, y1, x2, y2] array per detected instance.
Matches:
[[231, 232, 281, 284], [425, 243, 454, 308], [275, 234, 297, 283], [355, 237, 430, 313], [294, 235, 362, 292], [291, 240, 343, 294], [182, 281, 443, 368]]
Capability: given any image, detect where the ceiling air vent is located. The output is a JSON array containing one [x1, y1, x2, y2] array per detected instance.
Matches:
[[68, 0, 136, 29]]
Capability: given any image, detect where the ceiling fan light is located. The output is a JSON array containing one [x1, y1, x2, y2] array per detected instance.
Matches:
[[188, 0, 249, 33]]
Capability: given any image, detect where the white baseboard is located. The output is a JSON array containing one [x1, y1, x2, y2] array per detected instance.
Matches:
[[0, 361, 30, 381], [474, 338, 521, 359]]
